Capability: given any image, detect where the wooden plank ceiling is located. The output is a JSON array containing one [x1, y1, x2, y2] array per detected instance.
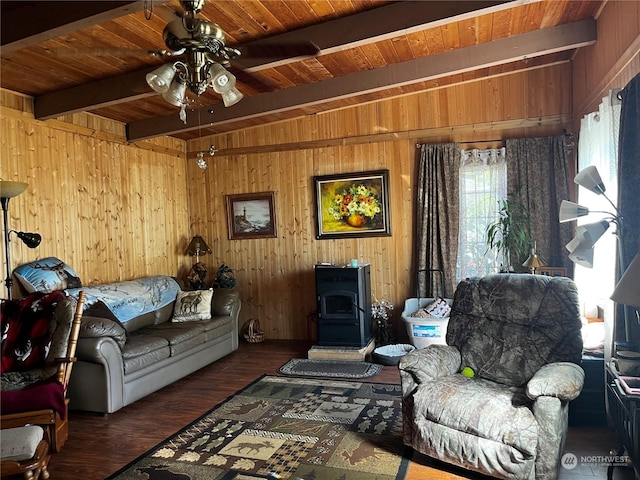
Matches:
[[0, 0, 601, 142]]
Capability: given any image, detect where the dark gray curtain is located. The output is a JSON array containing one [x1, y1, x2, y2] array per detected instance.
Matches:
[[506, 136, 573, 275], [617, 72, 640, 345], [415, 143, 460, 298]]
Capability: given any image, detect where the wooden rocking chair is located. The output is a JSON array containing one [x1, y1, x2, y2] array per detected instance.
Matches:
[[1, 291, 86, 479]]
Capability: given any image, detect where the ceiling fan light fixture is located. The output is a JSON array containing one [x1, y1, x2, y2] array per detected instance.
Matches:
[[221, 87, 243, 107], [209, 63, 242, 106], [162, 78, 187, 106], [209, 63, 234, 92], [146, 63, 177, 94]]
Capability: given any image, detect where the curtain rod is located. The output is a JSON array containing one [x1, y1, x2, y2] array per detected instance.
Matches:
[[416, 139, 504, 148], [415, 132, 574, 148]]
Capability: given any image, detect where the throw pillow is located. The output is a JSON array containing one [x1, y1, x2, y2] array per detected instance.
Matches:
[[1, 290, 66, 373], [172, 289, 213, 322], [13, 257, 82, 293]]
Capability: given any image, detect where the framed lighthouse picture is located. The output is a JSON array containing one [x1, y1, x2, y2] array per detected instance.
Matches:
[[225, 192, 277, 240]]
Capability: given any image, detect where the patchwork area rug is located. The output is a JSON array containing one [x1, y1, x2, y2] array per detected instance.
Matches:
[[108, 375, 409, 480], [278, 358, 382, 378]]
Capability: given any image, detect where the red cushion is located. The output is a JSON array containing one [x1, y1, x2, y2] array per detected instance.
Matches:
[[0, 378, 67, 419], [1, 290, 65, 372]]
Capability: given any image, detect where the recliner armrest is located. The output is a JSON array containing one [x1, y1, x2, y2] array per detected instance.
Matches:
[[526, 362, 584, 401], [398, 345, 461, 398]]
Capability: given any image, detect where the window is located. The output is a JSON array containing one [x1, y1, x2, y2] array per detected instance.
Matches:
[[575, 92, 621, 322], [457, 148, 507, 282]]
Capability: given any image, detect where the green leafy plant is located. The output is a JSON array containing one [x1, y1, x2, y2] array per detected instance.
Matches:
[[485, 197, 532, 272], [214, 263, 236, 288]]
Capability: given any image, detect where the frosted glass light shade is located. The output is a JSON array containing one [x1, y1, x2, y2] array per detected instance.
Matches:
[[575, 165, 606, 195], [209, 63, 234, 93], [559, 200, 590, 222], [162, 79, 187, 106], [611, 253, 640, 307], [146, 64, 177, 94], [221, 87, 243, 107], [0, 181, 28, 199]]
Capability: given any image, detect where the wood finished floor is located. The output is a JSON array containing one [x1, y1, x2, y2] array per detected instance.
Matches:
[[33, 340, 636, 479]]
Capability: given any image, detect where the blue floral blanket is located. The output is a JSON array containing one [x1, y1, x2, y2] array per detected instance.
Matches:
[[66, 276, 180, 324]]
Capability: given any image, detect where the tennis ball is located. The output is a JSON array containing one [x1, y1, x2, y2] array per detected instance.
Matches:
[[461, 367, 475, 378]]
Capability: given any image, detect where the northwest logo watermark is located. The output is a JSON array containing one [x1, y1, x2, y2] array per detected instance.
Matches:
[[561, 452, 631, 469]]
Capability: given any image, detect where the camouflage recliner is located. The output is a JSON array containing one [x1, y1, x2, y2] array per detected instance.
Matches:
[[399, 274, 584, 480]]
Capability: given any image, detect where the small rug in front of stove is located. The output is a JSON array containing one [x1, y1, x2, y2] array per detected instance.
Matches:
[[278, 358, 382, 379]]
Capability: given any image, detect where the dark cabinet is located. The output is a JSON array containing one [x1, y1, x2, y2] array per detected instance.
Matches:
[[569, 354, 607, 426]]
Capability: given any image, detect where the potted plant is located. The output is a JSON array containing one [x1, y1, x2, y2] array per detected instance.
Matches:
[[485, 196, 532, 272]]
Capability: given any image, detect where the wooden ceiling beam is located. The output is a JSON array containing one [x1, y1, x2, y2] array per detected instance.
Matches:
[[32, 0, 523, 120], [126, 19, 596, 141], [234, 0, 525, 72], [0, 1, 148, 54]]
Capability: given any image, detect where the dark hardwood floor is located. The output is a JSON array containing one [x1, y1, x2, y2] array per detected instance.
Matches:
[[33, 340, 636, 479]]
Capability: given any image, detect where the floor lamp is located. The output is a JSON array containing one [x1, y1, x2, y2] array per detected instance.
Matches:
[[559, 165, 630, 341], [1, 181, 42, 300]]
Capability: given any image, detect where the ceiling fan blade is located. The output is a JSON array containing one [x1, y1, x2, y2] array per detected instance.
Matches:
[[48, 47, 177, 59], [48, 47, 166, 59], [228, 66, 275, 94], [239, 41, 320, 60]]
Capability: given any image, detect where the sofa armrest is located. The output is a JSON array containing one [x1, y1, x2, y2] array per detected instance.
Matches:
[[211, 288, 240, 316], [398, 345, 461, 398], [75, 336, 125, 368], [80, 316, 126, 350], [526, 362, 585, 401]]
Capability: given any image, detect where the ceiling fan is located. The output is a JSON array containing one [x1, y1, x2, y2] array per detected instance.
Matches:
[[145, 0, 319, 117]]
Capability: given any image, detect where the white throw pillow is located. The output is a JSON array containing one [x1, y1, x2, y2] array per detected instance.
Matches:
[[172, 289, 213, 322]]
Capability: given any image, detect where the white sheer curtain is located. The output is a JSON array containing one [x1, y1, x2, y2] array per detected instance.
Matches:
[[457, 147, 507, 281], [576, 91, 621, 358]]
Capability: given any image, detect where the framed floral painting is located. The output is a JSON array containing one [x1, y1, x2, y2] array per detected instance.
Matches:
[[313, 170, 391, 239]]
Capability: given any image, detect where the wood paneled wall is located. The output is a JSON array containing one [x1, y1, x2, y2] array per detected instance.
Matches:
[[186, 65, 572, 341], [572, 0, 640, 120], [0, 92, 189, 298], [3, 0, 637, 341]]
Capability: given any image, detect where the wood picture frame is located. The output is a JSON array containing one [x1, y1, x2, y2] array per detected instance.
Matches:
[[538, 266, 568, 277], [225, 192, 277, 240], [313, 169, 391, 239]]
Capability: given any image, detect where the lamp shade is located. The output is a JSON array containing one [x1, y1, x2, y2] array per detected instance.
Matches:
[[566, 220, 610, 252], [568, 246, 594, 268], [185, 235, 212, 257], [611, 253, 640, 307], [16, 232, 41, 248], [209, 63, 234, 93], [0, 181, 28, 199], [162, 79, 187, 106], [575, 165, 606, 195], [221, 87, 244, 107], [146, 64, 177, 94], [559, 200, 590, 223]]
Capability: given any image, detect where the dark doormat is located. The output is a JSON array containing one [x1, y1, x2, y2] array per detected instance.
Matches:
[[278, 358, 382, 378]]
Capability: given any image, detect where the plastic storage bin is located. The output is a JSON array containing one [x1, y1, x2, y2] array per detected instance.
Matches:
[[401, 297, 452, 349]]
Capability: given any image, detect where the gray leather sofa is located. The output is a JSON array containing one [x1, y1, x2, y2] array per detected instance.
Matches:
[[67, 287, 241, 414]]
